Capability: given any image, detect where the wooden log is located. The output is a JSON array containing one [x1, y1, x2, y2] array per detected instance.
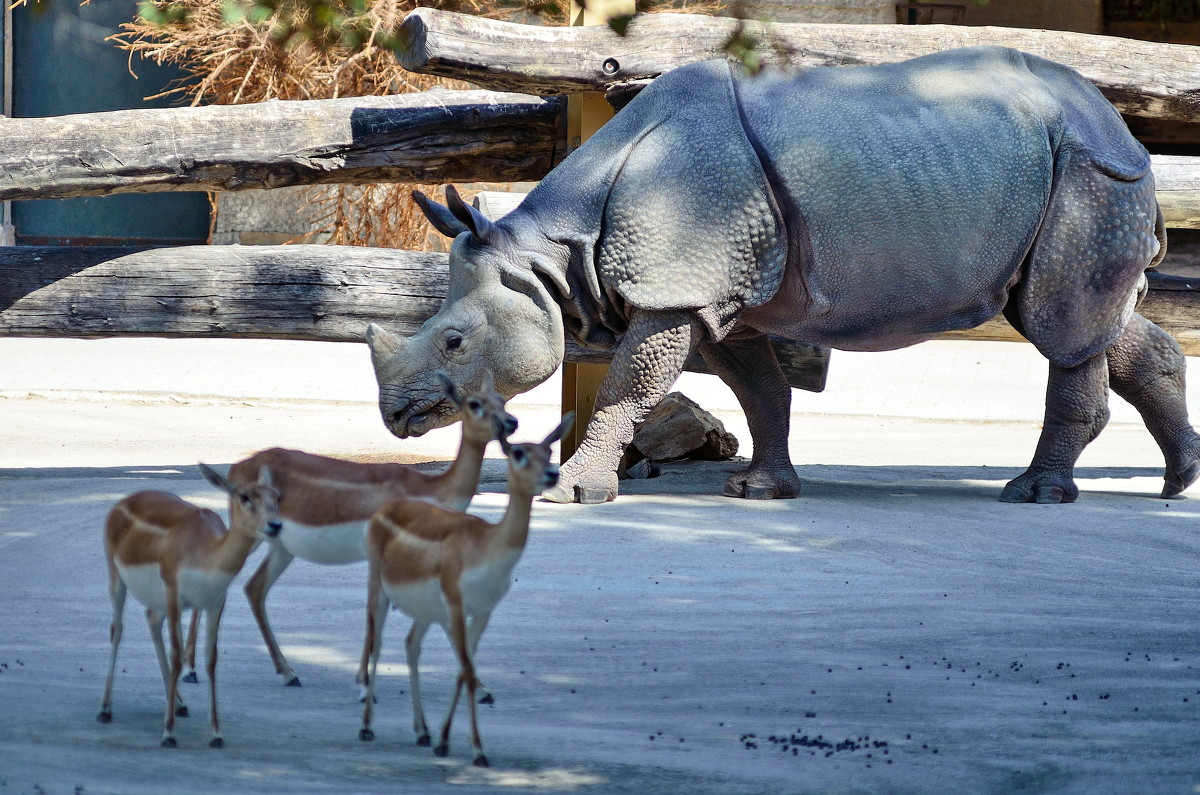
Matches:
[[6, 246, 1200, 374], [397, 8, 1200, 122], [2, 89, 1198, 224], [937, 272, 1200, 354], [0, 245, 829, 391], [1155, 156, 1200, 229], [0, 90, 565, 201]]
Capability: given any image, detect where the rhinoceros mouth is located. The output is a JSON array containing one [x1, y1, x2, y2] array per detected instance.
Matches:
[[389, 397, 453, 438]]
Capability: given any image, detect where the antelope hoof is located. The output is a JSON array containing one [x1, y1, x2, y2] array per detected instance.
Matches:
[[182, 672, 199, 684], [209, 736, 224, 749], [284, 676, 302, 688], [174, 705, 189, 718], [359, 728, 375, 742], [161, 736, 177, 749], [96, 710, 112, 724], [433, 743, 450, 757], [416, 734, 432, 747], [473, 755, 490, 768], [479, 693, 495, 705]]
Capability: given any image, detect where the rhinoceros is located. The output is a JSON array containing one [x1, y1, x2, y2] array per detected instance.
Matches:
[[366, 46, 1200, 505]]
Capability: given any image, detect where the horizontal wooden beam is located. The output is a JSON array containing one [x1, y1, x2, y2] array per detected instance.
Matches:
[[0, 245, 828, 391], [0, 90, 565, 201], [1, 87, 1198, 227], [4, 246, 1198, 374], [1155, 156, 1200, 229], [938, 272, 1200, 354], [397, 8, 1200, 123]]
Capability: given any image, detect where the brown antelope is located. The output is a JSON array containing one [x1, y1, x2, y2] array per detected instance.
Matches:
[[358, 413, 574, 767], [97, 464, 281, 748], [182, 372, 516, 700]]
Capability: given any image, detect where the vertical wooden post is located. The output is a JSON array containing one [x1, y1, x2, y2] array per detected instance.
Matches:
[[560, 0, 633, 461]]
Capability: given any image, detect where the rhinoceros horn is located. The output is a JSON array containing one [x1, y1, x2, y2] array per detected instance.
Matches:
[[365, 323, 405, 373]]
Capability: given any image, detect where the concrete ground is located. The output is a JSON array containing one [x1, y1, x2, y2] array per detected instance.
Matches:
[[2, 337, 1199, 794]]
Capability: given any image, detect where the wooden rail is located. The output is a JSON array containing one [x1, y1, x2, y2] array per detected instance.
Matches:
[[0, 245, 830, 391], [0, 90, 565, 201], [397, 8, 1200, 122]]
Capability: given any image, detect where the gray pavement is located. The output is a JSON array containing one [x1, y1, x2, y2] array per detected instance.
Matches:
[[2, 337, 1199, 794]]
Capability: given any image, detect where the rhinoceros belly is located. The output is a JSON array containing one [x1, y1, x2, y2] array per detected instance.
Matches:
[[733, 49, 1055, 351]]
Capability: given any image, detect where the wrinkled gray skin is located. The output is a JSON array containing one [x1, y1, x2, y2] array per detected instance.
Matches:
[[367, 46, 1200, 505]]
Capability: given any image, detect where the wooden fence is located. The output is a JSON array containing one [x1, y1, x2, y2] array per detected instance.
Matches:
[[2, 9, 1199, 383]]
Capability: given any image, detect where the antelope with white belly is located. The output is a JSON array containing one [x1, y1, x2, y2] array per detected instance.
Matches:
[[359, 414, 573, 767], [98, 464, 281, 748], [213, 372, 517, 698]]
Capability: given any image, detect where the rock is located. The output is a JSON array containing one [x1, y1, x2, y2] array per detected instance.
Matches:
[[631, 392, 739, 462], [623, 458, 661, 480]]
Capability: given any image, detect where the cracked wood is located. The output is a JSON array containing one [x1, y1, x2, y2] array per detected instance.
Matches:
[[397, 9, 1200, 123], [0, 244, 831, 391], [0, 90, 565, 201]]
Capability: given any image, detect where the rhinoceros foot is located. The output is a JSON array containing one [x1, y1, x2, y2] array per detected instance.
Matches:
[[999, 471, 1079, 504], [722, 465, 802, 500], [1162, 450, 1200, 499], [542, 470, 618, 504]]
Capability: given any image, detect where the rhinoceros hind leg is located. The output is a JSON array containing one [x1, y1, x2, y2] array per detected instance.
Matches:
[[699, 333, 801, 500], [1105, 311, 1200, 498], [722, 468, 801, 500], [1000, 353, 1110, 504]]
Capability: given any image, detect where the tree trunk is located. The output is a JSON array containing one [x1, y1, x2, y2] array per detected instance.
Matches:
[[0, 90, 565, 201], [0, 245, 829, 391], [398, 9, 1200, 122]]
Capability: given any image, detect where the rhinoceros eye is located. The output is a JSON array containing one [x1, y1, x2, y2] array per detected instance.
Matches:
[[445, 334, 463, 352]]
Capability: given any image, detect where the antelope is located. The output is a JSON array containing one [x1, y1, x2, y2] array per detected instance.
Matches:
[[97, 464, 281, 748], [358, 413, 574, 767], [182, 372, 517, 699]]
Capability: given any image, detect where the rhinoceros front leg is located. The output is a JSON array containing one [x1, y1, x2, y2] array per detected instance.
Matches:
[[1105, 311, 1200, 498], [1000, 353, 1110, 504], [698, 333, 801, 499], [543, 309, 703, 504]]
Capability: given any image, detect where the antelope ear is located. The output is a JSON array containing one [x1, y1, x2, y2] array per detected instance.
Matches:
[[436, 371, 464, 409], [481, 368, 496, 395], [445, 185, 500, 245], [544, 411, 576, 445], [199, 463, 234, 495], [414, 189, 469, 238], [365, 323, 404, 373]]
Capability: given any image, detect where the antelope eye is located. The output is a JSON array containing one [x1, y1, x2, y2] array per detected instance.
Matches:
[[239, 494, 252, 506]]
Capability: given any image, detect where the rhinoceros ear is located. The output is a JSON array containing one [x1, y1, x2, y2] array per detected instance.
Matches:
[[445, 185, 500, 245], [365, 323, 405, 372], [413, 189, 470, 239]]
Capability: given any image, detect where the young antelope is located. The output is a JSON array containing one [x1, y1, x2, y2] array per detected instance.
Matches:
[[359, 414, 574, 767], [97, 464, 281, 748]]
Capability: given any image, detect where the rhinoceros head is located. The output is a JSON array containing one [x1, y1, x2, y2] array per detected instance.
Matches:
[[365, 187, 566, 439]]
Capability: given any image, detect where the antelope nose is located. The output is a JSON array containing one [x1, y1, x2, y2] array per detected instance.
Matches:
[[265, 520, 283, 536], [503, 416, 518, 436]]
